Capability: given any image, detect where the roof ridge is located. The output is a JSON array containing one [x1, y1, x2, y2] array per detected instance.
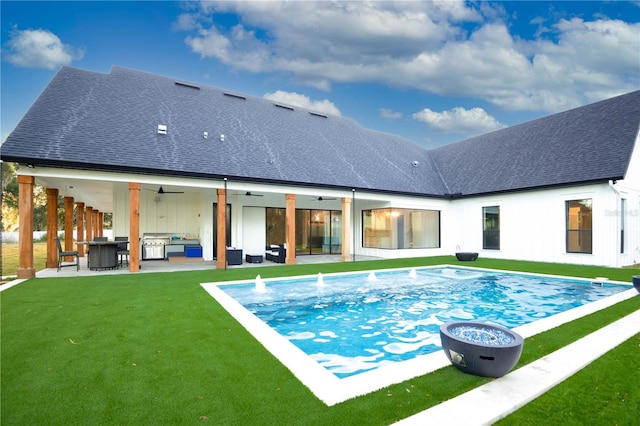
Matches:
[[425, 153, 452, 197]]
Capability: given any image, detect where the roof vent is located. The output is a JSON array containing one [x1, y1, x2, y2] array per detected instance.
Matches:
[[274, 103, 294, 111], [157, 124, 167, 135], [412, 160, 419, 167], [309, 112, 327, 118], [224, 92, 246, 100], [175, 81, 200, 90]]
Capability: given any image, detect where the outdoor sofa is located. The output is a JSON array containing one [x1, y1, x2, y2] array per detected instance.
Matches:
[[265, 244, 286, 263]]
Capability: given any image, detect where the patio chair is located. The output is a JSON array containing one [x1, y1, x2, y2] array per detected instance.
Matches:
[[115, 236, 129, 267], [55, 237, 79, 272]]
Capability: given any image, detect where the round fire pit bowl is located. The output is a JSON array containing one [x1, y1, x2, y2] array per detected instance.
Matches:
[[455, 252, 478, 261], [440, 321, 524, 377]]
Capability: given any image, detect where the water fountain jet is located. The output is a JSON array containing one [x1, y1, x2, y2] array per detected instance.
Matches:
[[254, 275, 266, 293]]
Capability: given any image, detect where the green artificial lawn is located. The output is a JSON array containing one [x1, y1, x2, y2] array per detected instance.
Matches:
[[497, 334, 640, 425], [1, 256, 639, 425]]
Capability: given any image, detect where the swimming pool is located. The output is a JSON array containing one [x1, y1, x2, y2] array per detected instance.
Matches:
[[201, 265, 634, 405]]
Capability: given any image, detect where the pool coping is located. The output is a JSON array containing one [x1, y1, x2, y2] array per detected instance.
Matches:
[[200, 265, 636, 406]]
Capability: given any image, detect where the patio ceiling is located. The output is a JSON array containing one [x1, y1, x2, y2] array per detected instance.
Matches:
[[22, 165, 386, 214], [34, 175, 120, 212], [30, 174, 204, 213]]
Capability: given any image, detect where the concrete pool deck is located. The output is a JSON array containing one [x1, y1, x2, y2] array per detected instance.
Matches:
[[393, 292, 640, 425]]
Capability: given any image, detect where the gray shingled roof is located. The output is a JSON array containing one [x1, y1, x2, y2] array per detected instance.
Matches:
[[1, 66, 445, 196], [430, 90, 640, 196], [2, 66, 638, 198]]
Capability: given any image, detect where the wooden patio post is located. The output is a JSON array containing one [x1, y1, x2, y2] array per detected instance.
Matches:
[[341, 196, 352, 262], [45, 188, 59, 268], [285, 194, 296, 265], [98, 212, 104, 237], [64, 196, 74, 259], [17, 175, 35, 279], [86, 206, 93, 242], [129, 182, 140, 272], [76, 202, 85, 257], [92, 210, 99, 238], [216, 188, 227, 269]]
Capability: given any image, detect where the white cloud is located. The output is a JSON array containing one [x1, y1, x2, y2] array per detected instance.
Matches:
[[303, 79, 332, 92], [186, 24, 272, 73], [186, 27, 231, 62], [179, 1, 472, 83], [531, 18, 639, 96], [263, 90, 341, 116], [3, 28, 83, 69], [173, 13, 203, 32], [412, 107, 505, 135], [379, 108, 403, 120], [177, 1, 639, 114]]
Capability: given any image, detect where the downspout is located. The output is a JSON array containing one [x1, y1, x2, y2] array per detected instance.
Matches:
[[608, 180, 623, 266]]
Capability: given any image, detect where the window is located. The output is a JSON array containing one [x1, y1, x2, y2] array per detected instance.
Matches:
[[483, 206, 500, 250], [363, 208, 440, 249], [566, 199, 592, 254], [266, 208, 286, 247]]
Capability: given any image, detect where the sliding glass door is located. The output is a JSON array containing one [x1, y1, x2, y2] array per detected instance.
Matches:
[[295, 209, 342, 255], [267, 207, 342, 255]]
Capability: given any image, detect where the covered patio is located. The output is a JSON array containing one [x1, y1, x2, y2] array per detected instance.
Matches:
[[14, 169, 367, 280]]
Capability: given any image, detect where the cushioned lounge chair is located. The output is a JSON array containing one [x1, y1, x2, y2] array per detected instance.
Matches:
[[265, 244, 286, 263]]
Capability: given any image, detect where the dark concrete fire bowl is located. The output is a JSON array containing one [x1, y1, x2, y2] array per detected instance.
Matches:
[[440, 321, 524, 377], [455, 252, 478, 261]]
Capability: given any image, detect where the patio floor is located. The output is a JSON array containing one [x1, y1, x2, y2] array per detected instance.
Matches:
[[35, 254, 380, 279]]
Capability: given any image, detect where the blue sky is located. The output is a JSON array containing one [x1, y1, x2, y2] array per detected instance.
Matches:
[[2, 1, 638, 147]]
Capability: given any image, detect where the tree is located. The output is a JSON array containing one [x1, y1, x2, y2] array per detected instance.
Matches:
[[1, 162, 112, 233], [1, 162, 18, 231], [1, 162, 51, 231]]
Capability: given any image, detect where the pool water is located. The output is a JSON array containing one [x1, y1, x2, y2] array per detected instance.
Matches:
[[218, 266, 628, 378]]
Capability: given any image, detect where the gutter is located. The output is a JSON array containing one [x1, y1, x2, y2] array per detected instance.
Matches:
[[608, 177, 621, 202]]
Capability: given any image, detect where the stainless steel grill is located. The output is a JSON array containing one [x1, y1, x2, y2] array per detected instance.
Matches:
[[141, 233, 171, 260]]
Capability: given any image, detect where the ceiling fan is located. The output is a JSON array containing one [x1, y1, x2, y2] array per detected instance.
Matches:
[[146, 186, 184, 194], [315, 196, 336, 201], [245, 192, 264, 197]]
